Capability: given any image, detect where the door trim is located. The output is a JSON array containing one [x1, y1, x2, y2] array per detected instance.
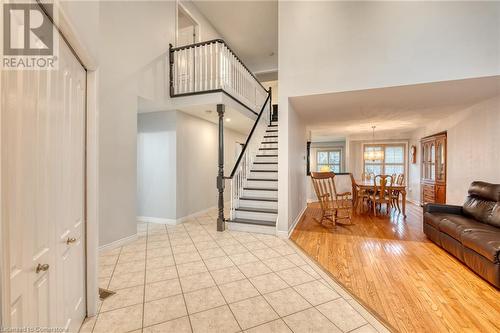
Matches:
[[0, 1, 100, 323], [175, 0, 201, 47]]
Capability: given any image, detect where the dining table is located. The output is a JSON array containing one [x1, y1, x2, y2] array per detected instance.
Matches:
[[352, 179, 407, 217]]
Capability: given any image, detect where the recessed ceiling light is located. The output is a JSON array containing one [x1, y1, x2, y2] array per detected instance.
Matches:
[[226, 118, 231, 122]]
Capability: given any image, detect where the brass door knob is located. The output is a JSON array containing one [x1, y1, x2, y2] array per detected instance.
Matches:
[[66, 237, 77, 245], [36, 263, 49, 274]]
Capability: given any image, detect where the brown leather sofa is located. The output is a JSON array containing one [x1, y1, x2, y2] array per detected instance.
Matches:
[[423, 181, 500, 288]]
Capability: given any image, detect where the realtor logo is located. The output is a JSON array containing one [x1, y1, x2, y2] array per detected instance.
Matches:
[[2, 3, 57, 69]]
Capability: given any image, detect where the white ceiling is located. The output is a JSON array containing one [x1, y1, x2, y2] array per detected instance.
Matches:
[[290, 76, 500, 141], [177, 103, 255, 135], [192, 0, 278, 73]]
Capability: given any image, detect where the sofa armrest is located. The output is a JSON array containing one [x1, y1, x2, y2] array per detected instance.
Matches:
[[424, 203, 463, 215]]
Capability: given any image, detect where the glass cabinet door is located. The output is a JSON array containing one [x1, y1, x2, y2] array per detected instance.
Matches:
[[430, 143, 435, 180], [436, 137, 446, 182]]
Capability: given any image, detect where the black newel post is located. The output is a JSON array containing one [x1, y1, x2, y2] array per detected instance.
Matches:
[[268, 87, 272, 124], [169, 43, 174, 97], [217, 104, 226, 232]]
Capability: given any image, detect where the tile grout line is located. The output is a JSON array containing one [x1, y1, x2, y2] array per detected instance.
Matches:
[[91, 244, 124, 332], [228, 231, 353, 332], [139, 223, 153, 331], [184, 215, 244, 332], [218, 232, 300, 332], [164, 222, 195, 333]]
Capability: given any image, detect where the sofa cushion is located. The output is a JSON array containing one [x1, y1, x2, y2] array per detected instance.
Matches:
[[423, 212, 448, 229], [461, 230, 500, 264], [467, 181, 500, 202], [463, 196, 495, 224], [463, 181, 500, 224], [486, 202, 500, 228], [439, 215, 498, 241]]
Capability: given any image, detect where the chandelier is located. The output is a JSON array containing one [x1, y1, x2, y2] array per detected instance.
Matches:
[[364, 126, 384, 161]]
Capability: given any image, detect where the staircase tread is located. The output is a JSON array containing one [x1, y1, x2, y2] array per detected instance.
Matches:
[[243, 187, 278, 191], [253, 162, 278, 164], [264, 135, 278, 138], [247, 178, 278, 181], [259, 148, 278, 150], [256, 154, 278, 157], [239, 196, 278, 202], [236, 207, 278, 214], [262, 141, 278, 144], [228, 218, 276, 227], [251, 170, 278, 172]]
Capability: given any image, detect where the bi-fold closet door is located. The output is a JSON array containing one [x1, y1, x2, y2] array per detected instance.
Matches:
[[1, 13, 87, 333]]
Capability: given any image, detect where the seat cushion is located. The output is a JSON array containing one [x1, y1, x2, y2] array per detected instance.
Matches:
[[423, 212, 448, 229], [462, 230, 500, 263], [439, 215, 497, 241]]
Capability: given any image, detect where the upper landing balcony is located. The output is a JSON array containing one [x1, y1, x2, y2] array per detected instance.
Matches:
[[168, 39, 270, 124]]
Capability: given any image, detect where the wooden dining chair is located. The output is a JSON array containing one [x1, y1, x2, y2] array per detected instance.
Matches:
[[369, 175, 394, 216], [391, 174, 405, 212], [351, 173, 369, 213], [311, 172, 353, 227]]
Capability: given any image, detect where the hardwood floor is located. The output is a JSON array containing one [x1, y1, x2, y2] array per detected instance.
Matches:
[[290, 202, 500, 333]]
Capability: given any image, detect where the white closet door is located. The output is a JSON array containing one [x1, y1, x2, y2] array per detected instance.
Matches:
[[55, 36, 87, 332], [1, 15, 86, 332]]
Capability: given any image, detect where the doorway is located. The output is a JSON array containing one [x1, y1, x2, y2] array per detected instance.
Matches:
[[176, 3, 200, 46]]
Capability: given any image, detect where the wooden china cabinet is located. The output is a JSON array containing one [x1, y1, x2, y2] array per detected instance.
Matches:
[[420, 132, 447, 205]]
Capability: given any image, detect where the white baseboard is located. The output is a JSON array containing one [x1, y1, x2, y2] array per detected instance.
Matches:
[[276, 204, 307, 239], [99, 234, 138, 253], [177, 204, 219, 221], [137, 204, 221, 226], [137, 216, 178, 225], [406, 198, 420, 206]]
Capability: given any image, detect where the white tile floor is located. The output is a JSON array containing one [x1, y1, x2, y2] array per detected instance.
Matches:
[[80, 209, 390, 333]]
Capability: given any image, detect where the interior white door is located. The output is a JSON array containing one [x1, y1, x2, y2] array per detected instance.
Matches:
[[1, 13, 86, 332]]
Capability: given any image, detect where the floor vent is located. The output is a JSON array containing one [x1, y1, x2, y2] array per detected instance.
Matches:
[[99, 288, 116, 300]]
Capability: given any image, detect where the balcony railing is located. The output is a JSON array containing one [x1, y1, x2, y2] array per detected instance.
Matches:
[[169, 39, 268, 114]]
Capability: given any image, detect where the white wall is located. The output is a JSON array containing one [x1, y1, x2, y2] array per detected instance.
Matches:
[[279, 1, 500, 229], [176, 112, 245, 218], [408, 96, 500, 205], [279, 1, 500, 98], [277, 101, 307, 234], [137, 110, 245, 221], [96, 1, 220, 246], [137, 112, 177, 220]]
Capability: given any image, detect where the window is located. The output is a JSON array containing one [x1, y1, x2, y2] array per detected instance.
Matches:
[[317, 149, 342, 173], [363, 144, 406, 177]]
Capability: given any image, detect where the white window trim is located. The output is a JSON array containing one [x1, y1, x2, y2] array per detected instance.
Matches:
[[361, 141, 409, 179], [316, 148, 344, 173]]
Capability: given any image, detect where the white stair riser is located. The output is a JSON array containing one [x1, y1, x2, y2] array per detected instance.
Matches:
[[242, 189, 277, 199], [235, 210, 277, 221], [260, 142, 278, 149], [255, 155, 278, 163], [238, 199, 277, 210], [258, 149, 278, 155], [252, 163, 278, 171], [227, 222, 276, 235], [246, 180, 277, 189], [249, 171, 278, 179], [262, 136, 278, 143]]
